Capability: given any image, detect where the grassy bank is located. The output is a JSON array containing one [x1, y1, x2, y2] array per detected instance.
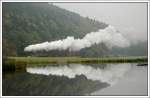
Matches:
[[3, 58, 26, 72], [7, 56, 148, 64], [2, 56, 147, 72]]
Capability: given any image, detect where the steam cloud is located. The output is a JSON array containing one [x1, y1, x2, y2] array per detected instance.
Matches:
[[24, 25, 130, 52], [27, 63, 132, 85]]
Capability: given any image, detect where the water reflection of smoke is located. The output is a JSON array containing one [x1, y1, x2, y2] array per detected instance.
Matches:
[[27, 64, 132, 85]]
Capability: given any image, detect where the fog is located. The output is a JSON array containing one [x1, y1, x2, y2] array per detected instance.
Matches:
[[54, 3, 147, 44]]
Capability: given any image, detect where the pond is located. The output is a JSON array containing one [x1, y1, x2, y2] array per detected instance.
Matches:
[[2, 63, 148, 96]]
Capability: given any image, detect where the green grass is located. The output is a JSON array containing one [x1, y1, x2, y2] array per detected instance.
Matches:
[[2, 56, 147, 72], [7, 56, 148, 64]]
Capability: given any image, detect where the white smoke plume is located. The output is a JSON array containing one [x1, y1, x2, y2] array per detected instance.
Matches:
[[27, 63, 132, 85], [24, 25, 130, 52]]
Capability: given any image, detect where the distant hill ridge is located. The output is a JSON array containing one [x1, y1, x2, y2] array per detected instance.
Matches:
[[2, 2, 147, 57], [2, 2, 108, 56]]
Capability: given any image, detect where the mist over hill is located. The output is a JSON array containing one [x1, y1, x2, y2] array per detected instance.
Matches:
[[2, 2, 108, 56], [2, 2, 147, 57]]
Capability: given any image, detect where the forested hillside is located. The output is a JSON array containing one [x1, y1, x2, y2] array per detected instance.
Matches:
[[105, 41, 148, 56], [2, 2, 108, 56], [2, 2, 147, 57]]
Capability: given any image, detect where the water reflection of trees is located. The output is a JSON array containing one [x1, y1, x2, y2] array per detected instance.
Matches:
[[3, 72, 109, 96]]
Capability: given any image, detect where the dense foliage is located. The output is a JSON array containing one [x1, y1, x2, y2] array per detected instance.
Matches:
[[2, 2, 107, 56], [2, 2, 147, 57]]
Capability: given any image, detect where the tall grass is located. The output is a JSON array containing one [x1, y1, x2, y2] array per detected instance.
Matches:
[[2, 56, 147, 72], [7, 56, 148, 64]]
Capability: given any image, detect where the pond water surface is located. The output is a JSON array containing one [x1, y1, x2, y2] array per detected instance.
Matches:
[[2, 63, 147, 96]]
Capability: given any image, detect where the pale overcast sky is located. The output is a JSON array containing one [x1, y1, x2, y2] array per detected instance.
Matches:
[[54, 3, 148, 43]]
